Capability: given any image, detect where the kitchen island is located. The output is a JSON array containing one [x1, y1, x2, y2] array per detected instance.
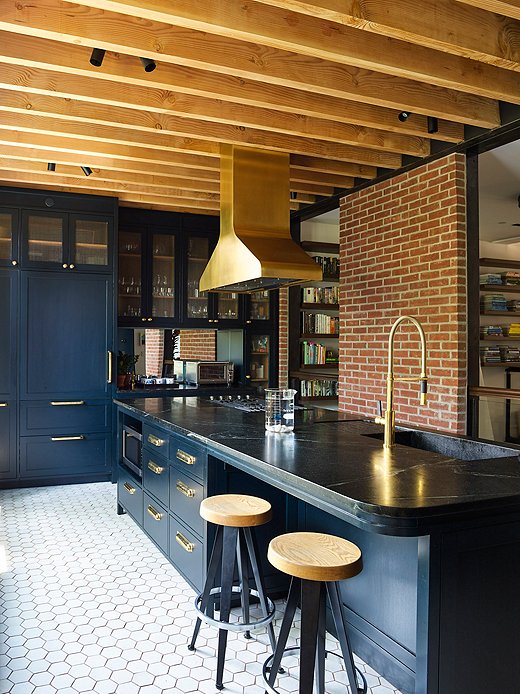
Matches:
[[115, 397, 520, 694]]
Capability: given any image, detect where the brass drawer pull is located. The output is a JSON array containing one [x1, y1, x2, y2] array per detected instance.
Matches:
[[147, 460, 165, 475], [148, 434, 165, 447], [107, 350, 112, 384], [0, 402, 8, 407], [123, 481, 136, 495], [176, 480, 195, 498], [176, 531, 195, 553], [51, 435, 85, 441], [147, 505, 163, 521], [176, 449, 196, 465], [50, 401, 85, 406]]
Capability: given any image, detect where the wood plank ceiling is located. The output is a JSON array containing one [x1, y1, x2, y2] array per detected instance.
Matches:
[[0, 0, 518, 215]]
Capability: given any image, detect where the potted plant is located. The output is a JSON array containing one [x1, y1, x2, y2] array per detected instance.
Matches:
[[117, 351, 139, 388]]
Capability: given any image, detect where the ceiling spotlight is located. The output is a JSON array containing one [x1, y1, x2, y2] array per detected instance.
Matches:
[[427, 116, 439, 134], [47, 163, 56, 172], [290, 191, 297, 200], [398, 111, 411, 122], [90, 48, 106, 67], [139, 57, 156, 72], [81, 166, 93, 177]]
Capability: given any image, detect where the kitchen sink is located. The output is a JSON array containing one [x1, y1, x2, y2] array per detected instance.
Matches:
[[364, 429, 520, 461]]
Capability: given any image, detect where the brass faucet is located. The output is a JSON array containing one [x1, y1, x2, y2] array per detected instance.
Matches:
[[374, 316, 428, 448]]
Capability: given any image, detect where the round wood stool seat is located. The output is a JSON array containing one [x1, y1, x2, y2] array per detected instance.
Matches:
[[268, 532, 362, 582], [200, 494, 272, 527]]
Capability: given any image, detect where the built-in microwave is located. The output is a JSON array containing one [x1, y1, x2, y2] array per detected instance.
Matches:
[[122, 424, 142, 477]]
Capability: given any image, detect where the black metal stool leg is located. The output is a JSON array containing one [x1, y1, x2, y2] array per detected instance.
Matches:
[[189, 525, 223, 651], [244, 527, 277, 652], [315, 583, 326, 694], [215, 526, 238, 690], [326, 581, 361, 693], [299, 579, 321, 694], [236, 529, 251, 639], [267, 577, 300, 689]]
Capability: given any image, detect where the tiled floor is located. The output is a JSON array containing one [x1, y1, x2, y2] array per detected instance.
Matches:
[[0, 482, 403, 694]]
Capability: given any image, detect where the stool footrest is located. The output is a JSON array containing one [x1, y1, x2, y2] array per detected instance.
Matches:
[[262, 646, 368, 694], [194, 586, 275, 634]]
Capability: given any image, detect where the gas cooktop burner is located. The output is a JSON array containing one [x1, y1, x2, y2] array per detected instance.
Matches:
[[208, 395, 265, 411]]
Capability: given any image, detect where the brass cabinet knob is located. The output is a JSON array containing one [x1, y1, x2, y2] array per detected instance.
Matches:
[[69, 263, 75, 269], [246, 320, 252, 324], [147, 317, 153, 321], [11, 260, 17, 266], [62, 263, 69, 269], [245, 375, 251, 379], [141, 317, 147, 322]]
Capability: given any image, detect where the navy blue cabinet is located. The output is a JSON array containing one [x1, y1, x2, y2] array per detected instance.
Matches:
[[20, 272, 113, 400], [0, 269, 17, 480]]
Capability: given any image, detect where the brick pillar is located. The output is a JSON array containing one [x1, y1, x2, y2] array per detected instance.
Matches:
[[144, 329, 164, 376], [338, 153, 467, 434], [178, 330, 216, 360]]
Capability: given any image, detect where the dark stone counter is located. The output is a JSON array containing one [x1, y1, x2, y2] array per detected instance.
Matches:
[[114, 396, 520, 536]]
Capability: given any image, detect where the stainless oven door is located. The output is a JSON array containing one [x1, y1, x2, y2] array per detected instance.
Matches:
[[122, 425, 142, 477]]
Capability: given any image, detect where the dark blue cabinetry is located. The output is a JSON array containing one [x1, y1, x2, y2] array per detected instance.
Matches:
[[20, 272, 113, 400], [0, 269, 17, 480]]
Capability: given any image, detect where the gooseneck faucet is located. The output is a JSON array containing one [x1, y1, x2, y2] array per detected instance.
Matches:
[[374, 316, 428, 448]]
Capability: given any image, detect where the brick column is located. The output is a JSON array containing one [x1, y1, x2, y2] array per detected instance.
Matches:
[[338, 153, 467, 434], [178, 330, 216, 360]]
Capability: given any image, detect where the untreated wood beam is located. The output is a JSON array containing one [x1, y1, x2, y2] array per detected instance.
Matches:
[[456, 0, 520, 21], [0, 0, 500, 126]]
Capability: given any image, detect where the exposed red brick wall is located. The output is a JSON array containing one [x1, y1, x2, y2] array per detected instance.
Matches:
[[338, 153, 467, 433], [144, 329, 164, 376], [278, 288, 289, 388], [178, 330, 216, 360]]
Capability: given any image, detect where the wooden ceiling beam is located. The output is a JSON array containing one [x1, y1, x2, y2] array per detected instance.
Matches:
[[0, 111, 403, 168], [0, 1, 499, 127], [253, 0, 520, 71], [119, 201, 218, 215], [0, 84, 431, 156], [62, 0, 517, 108], [456, 0, 520, 21], [0, 34, 464, 143]]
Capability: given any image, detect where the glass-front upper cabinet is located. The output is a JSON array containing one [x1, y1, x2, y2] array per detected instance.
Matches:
[[246, 333, 272, 389], [118, 230, 143, 321], [184, 235, 211, 324], [70, 214, 111, 271], [217, 293, 239, 321], [0, 209, 19, 267], [248, 290, 270, 321], [21, 211, 113, 272], [151, 233, 175, 320]]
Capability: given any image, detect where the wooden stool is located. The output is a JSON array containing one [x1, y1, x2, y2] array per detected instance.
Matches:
[[264, 532, 367, 694], [188, 494, 276, 690]]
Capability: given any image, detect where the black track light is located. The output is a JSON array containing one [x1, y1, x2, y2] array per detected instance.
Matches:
[[427, 116, 439, 134], [398, 111, 411, 122], [81, 166, 93, 177], [139, 57, 156, 72], [47, 163, 56, 172], [290, 191, 297, 200], [90, 48, 106, 67]]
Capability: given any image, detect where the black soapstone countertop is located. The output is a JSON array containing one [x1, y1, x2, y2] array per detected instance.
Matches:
[[115, 397, 520, 536]]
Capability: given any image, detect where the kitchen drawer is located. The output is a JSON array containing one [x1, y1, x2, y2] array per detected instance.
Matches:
[[143, 449, 169, 508], [143, 493, 169, 554], [19, 433, 111, 479], [20, 399, 111, 435], [170, 436, 207, 482], [169, 467, 205, 537], [143, 423, 169, 457], [118, 466, 143, 525], [169, 514, 204, 593]]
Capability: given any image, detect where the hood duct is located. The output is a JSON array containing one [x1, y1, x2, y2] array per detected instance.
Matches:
[[199, 145, 323, 293]]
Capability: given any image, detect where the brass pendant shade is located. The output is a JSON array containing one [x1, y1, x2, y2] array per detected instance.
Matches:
[[199, 145, 322, 293]]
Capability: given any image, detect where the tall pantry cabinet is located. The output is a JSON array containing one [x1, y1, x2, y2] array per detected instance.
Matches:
[[0, 187, 116, 487]]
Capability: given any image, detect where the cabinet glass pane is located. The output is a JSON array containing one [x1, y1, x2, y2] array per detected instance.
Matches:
[[249, 290, 270, 320], [27, 215, 63, 263], [217, 292, 239, 320], [250, 334, 270, 386], [73, 219, 108, 266], [152, 234, 175, 318], [187, 237, 209, 319], [0, 213, 12, 261], [118, 231, 142, 318]]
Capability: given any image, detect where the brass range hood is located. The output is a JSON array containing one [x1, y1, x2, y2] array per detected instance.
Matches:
[[199, 145, 323, 293]]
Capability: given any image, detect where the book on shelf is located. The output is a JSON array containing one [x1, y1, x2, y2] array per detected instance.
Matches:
[[301, 285, 339, 304], [310, 255, 339, 277], [300, 378, 338, 398], [301, 312, 339, 334]]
